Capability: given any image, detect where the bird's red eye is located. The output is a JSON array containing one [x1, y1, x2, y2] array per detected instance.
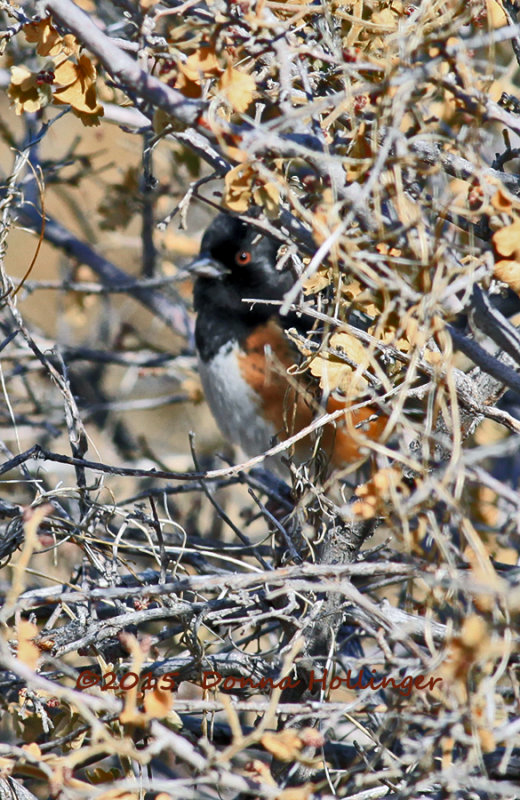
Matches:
[[235, 250, 251, 265]]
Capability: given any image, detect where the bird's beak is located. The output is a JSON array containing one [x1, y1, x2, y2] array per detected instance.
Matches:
[[178, 253, 230, 280]]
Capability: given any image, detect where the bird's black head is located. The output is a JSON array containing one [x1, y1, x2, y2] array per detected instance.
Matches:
[[191, 214, 304, 361], [192, 214, 293, 315]]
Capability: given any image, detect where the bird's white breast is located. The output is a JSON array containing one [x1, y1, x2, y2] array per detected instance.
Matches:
[[198, 342, 278, 460]]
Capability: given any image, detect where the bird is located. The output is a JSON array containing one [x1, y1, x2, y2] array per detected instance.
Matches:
[[189, 213, 386, 473]]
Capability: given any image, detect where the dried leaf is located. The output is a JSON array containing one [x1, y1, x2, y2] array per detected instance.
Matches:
[[24, 18, 62, 57], [303, 267, 331, 295], [174, 63, 203, 98], [493, 259, 520, 294], [183, 45, 221, 81], [486, 0, 507, 28], [153, 108, 172, 135], [490, 189, 513, 212], [21, 743, 41, 760], [53, 55, 104, 125], [224, 164, 253, 212], [218, 63, 256, 112], [84, 768, 120, 785], [252, 179, 279, 217], [261, 729, 304, 762], [308, 331, 370, 393], [492, 218, 520, 258], [8, 66, 48, 115], [143, 687, 173, 719]]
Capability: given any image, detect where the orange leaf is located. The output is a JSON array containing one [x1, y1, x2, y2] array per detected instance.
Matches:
[[143, 687, 173, 719]]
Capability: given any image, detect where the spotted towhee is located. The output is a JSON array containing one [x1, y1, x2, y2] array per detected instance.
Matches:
[[190, 213, 386, 472]]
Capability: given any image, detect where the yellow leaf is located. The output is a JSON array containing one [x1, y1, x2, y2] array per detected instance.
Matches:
[[303, 267, 330, 295], [252, 180, 279, 217], [53, 55, 104, 125], [371, 6, 400, 30], [487, 0, 507, 28], [21, 742, 41, 759], [492, 219, 520, 258], [119, 707, 147, 726], [218, 64, 256, 112], [309, 331, 370, 393], [460, 614, 488, 650], [494, 259, 520, 294], [183, 45, 221, 81], [54, 59, 80, 88], [224, 164, 253, 212], [491, 189, 513, 213], [174, 63, 202, 99], [8, 66, 45, 115], [24, 17, 62, 56]]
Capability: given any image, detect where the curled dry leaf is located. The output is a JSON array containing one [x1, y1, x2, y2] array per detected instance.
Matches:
[[183, 45, 221, 80], [252, 180, 279, 217], [8, 66, 49, 115], [303, 267, 331, 295], [53, 55, 104, 125], [309, 331, 371, 393], [491, 189, 513, 213], [24, 17, 78, 58], [223, 162, 279, 213], [174, 44, 221, 98], [224, 164, 253, 212]]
